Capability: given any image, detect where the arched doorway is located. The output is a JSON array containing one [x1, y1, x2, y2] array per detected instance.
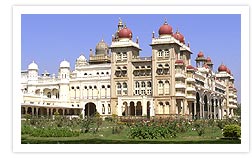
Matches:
[[122, 102, 128, 116], [136, 101, 142, 116], [196, 92, 200, 119], [129, 102, 135, 116], [58, 109, 63, 115], [21, 107, 25, 115], [204, 95, 208, 119], [84, 102, 97, 117]]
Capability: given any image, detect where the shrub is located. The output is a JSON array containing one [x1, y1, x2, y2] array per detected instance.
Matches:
[[193, 120, 206, 136], [223, 124, 241, 139]]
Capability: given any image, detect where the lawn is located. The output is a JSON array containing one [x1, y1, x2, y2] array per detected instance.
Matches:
[[21, 114, 241, 144]]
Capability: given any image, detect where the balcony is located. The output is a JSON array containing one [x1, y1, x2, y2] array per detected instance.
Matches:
[[186, 77, 195, 82], [186, 87, 196, 92], [186, 95, 196, 100], [175, 82, 186, 89], [175, 92, 186, 97], [175, 73, 186, 78]]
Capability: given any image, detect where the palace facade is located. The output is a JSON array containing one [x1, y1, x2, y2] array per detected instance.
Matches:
[[21, 19, 238, 119]]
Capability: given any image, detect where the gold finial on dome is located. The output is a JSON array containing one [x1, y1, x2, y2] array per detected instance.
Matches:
[[119, 17, 122, 25]]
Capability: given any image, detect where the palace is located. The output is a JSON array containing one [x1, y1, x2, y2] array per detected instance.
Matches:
[[21, 19, 238, 120]]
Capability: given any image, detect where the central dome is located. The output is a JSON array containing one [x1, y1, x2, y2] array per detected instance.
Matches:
[[95, 39, 109, 55], [118, 27, 132, 39], [159, 21, 173, 35]]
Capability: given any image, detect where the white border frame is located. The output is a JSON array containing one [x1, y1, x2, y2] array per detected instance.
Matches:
[[13, 5, 249, 153]]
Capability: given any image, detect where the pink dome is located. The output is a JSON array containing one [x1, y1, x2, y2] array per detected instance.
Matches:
[[118, 27, 132, 39], [159, 21, 173, 35]]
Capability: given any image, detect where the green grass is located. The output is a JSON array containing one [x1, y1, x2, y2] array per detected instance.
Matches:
[[21, 125, 240, 144], [21, 117, 241, 144]]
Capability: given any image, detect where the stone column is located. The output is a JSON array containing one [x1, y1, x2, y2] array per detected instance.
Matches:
[[31, 107, 34, 116], [142, 96, 147, 116], [150, 100, 155, 117], [36, 107, 39, 116], [117, 97, 122, 116], [194, 101, 196, 119], [25, 107, 28, 115]]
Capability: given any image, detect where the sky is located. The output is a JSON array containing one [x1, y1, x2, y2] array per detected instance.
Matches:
[[21, 14, 241, 102]]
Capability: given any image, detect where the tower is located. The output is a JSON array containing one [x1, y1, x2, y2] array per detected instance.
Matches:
[[27, 61, 39, 94], [110, 19, 141, 115], [59, 60, 70, 102]]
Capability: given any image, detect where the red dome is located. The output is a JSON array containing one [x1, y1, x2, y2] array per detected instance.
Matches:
[[197, 51, 204, 57], [159, 22, 173, 35], [226, 68, 231, 74], [206, 57, 211, 62], [175, 59, 184, 64], [173, 31, 185, 43], [118, 27, 132, 39], [186, 65, 194, 69], [218, 64, 227, 72]]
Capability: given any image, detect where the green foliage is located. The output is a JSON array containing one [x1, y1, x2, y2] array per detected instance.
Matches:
[[193, 120, 206, 136], [223, 124, 241, 138]]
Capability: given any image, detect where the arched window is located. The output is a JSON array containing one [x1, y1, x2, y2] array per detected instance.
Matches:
[[97, 72, 99, 75], [147, 81, 151, 87], [89, 86, 92, 89], [84, 86, 87, 89], [71, 86, 74, 89], [108, 104, 111, 114], [117, 83, 121, 89], [117, 83, 122, 95], [107, 85, 110, 88], [123, 82, 128, 95], [76, 86, 79, 89], [164, 49, 169, 58], [106, 72, 109, 75], [164, 80, 170, 94], [158, 81, 163, 87], [102, 104, 105, 114], [123, 82, 127, 88], [47, 92, 51, 98], [102, 85, 105, 88], [141, 81, 146, 88], [101, 72, 104, 75], [94, 86, 97, 89], [135, 81, 140, 88], [158, 49, 163, 57]]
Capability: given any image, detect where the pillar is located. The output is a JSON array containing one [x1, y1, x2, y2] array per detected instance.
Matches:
[[150, 100, 155, 117], [142, 97, 147, 116], [117, 97, 122, 116]]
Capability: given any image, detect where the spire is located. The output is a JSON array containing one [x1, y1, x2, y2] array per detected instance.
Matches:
[[152, 31, 155, 38], [164, 18, 167, 24], [136, 36, 139, 44]]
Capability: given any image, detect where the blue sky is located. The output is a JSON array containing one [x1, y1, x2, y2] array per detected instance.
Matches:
[[21, 14, 241, 102]]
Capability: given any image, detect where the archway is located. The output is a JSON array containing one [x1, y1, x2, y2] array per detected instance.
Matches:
[[136, 101, 142, 116], [204, 95, 208, 119], [58, 109, 63, 115], [129, 102, 135, 116], [196, 92, 200, 119], [27, 107, 32, 115], [21, 107, 25, 115], [122, 102, 128, 116], [84, 102, 97, 117]]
